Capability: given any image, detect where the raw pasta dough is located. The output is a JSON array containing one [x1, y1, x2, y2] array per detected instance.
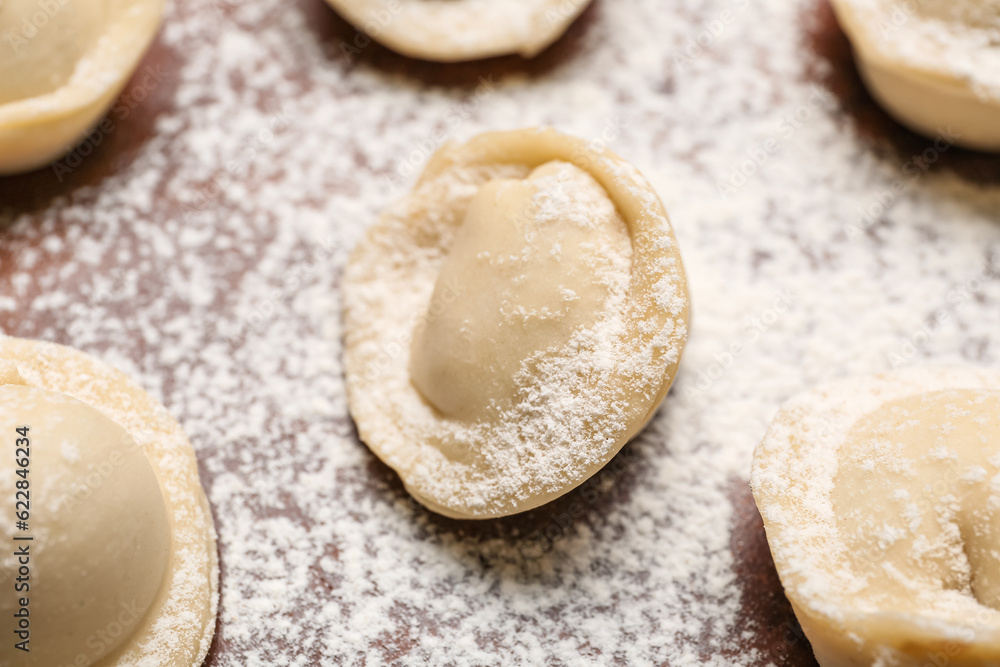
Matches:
[[343, 128, 689, 519], [752, 367, 1000, 667], [829, 0, 1000, 151], [0, 0, 164, 174], [0, 337, 217, 666], [324, 0, 593, 62]]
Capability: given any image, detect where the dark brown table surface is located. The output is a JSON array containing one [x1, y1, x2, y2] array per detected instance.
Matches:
[[2, 0, 998, 664]]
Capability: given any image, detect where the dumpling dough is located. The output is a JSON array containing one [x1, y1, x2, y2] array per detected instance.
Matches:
[[0, 0, 165, 174], [343, 128, 690, 519], [0, 337, 217, 666], [829, 0, 1000, 151], [752, 367, 1000, 667], [0, 385, 170, 665], [324, 0, 594, 62]]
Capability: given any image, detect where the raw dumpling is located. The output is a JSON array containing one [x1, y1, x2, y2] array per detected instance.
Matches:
[[325, 0, 593, 62], [0, 0, 164, 174], [830, 0, 1000, 151], [343, 128, 690, 519], [0, 337, 217, 666], [752, 367, 1000, 666]]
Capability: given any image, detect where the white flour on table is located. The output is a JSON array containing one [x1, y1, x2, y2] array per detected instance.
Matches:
[[1, 0, 999, 664]]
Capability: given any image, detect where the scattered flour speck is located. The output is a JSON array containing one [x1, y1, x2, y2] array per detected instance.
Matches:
[[0, 0, 999, 664]]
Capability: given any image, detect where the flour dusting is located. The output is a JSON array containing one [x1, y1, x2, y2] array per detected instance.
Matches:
[[0, 0, 999, 664]]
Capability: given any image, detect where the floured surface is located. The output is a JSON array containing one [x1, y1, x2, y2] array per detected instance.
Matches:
[[0, 0, 999, 664]]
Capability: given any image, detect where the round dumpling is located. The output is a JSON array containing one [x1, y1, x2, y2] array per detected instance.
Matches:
[[829, 0, 1000, 151], [753, 367, 1000, 666], [324, 0, 594, 62], [0, 0, 165, 174], [0, 384, 170, 666], [343, 128, 690, 519], [0, 338, 217, 666]]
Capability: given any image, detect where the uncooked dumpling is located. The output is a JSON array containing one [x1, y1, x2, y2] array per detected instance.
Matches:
[[752, 367, 1000, 666], [325, 0, 594, 62], [830, 0, 1000, 151], [0, 385, 170, 665], [343, 128, 690, 519], [0, 0, 165, 174], [0, 337, 217, 666]]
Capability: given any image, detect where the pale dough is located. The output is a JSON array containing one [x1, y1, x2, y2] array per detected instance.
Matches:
[[829, 0, 1000, 151], [409, 160, 632, 421], [752, 367, 1000, 667], [0, 337, 217, 666], [324, 0, 594, 62], [0, 0, 164, 174], [343, 128, 690, 519]]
